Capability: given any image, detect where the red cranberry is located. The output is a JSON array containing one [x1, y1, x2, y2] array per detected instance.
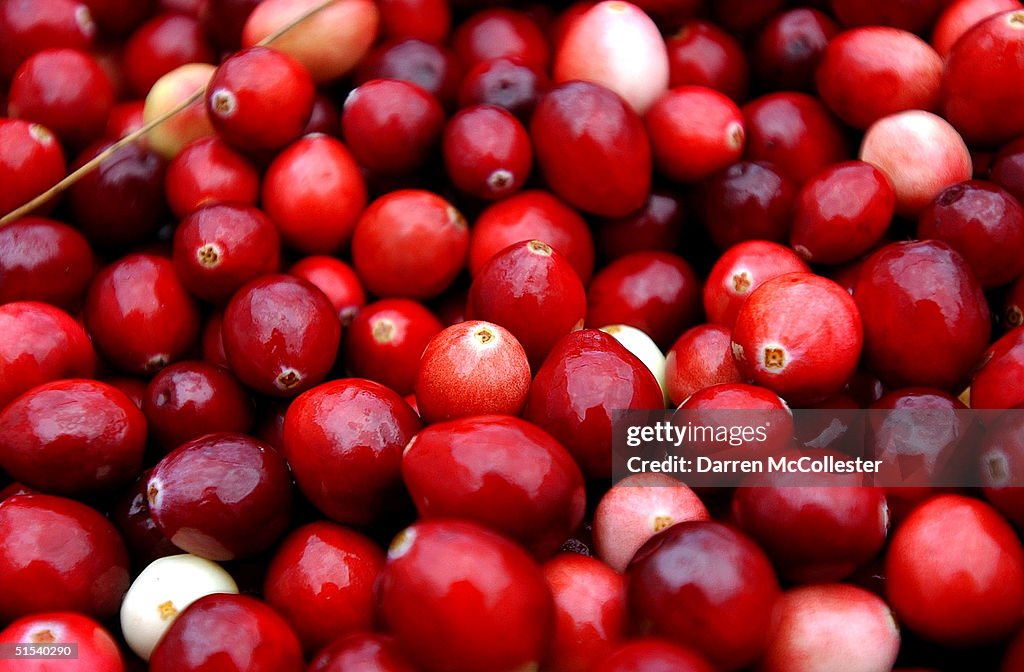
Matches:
[[453, 7, 550, 73], [378, 0, 450, 42], [711, 0, 784, 32], [165, 136, 260, 219], [677, 382, 795, 463], [666, 20, 748, 102], [703, 240, 809, 328], [702, 160, 797, 249], [627, 521, 781, 671], [110, 470, 179, 565], [302, 93, 341, 136], [443, 104, 533, 200], [531, 80, 652, 217], [352, 189, 469, 299], [122, 13, 215, 97], [0, 119, 66, 219], [457, 57, 549, 121], [853, 240, 990, 391], [972, 326, 1024, 409], [262, 134, 367, 255], [147, 432, 292, 560], [594, 189, 684, 261], [354, 38, 462, 109], [932, 0, 1022, 56], [222, 274, 341, 396], [830, 0, 949, 33], [172, 203, 281, 304], [403, 414, 586, 557], [0, 612, 124, 672], [308, 631, 417, 672], [1006, 275, 1024, 328], [105, 100, 146, 141], [982, 410, 1024, 527], [586, 251, 700, 349], [199, 0, 262, 50], [0, 0, 96, 80], [0, 493, 129, 622], [289, 255, 365, 323], [0, 301, 95, 409], [990, 134, 1024, 204], [595, 639, 715, 672], [264, 522, 384, 655], [200, 309, 229, 369], [377, 519, 554, 672], [341, 79, 445, 177], [664, 324, 743, 406], [525, 329, 665, 479], [149, 593, 303, 672], [283, 378, 422, 525], [753, 8, 839, 92], [0, 378, 145, 496], [886, 494, 1024, 645], [0, 217, 92, 309]]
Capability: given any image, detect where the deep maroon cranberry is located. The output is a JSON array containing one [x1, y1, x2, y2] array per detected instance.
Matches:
[[990, 135, 1024, 204], [149, 593, 303, 672], [753, 8, 840, 92], [0, 612, 124, 672], [664, 324, 742, 406], [0, 0, 96, 80], [972, 326, 1024, 409], [122, 13, 215, 97], [0, 217, 94, 309], [344, 299, 443, 396], [354, 38, 463, 109], [665, 20, 748, 102], [199, 0, 261, 50], [702, 160, 797, 249], [308, 632, 417, 672], [282, 378, 422, 525], [84, 253, 201, 375], [457, 57, 549, 121], [147, 432, 292, 560], [302, 94, 341, 136], [288, 255, 366, 323], [0, 119, 66, 219], [0, 493, 129, 622], [831, 0, 949, 34], [221, 274, 341, 396], [165, 136, 260, 219], [628, 521, 781, 671], [0, 378, 145, 496], [595, 189, 685, 261], [111, 470, 179, 566], [443, 104, 533, 200]]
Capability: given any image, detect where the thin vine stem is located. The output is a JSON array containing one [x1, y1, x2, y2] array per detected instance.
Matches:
[[0, 0, 337, 228]]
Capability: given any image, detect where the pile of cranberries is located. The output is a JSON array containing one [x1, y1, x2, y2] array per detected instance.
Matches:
[[4, 0, 1024, 670]]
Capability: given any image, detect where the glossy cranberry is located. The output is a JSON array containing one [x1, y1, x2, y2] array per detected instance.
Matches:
[[343, 299, 442, 396], [264, 522, 384, 655], [595, 639, 715, 672], [0, 0, 96, 80], [753, 8, 839, 92], [586, 251, 700, 349], [457, 57, 548, 121], [404, 415, 585, 557], [677, 383, 795, 463], [627, 521, 780, 671], [68, 140, 167, 249], [352, 190, 468, 299], [991, 135, 1024, 204], [932, 0, 1021, 56], [172, 203, 281, 304], [664, 324, 742, 406], [309, 632, 417, 672], [0, 378, 145, 496], [377, 519, 554, 672], [525, 329, 665, 479], [887, 494, 1024, 644], [702, 240, 809, 328], [469, 190, 594, 282], [200, 309, 229, 369], [742, 92, 849, 186], [111, 471, 178, 565], [531, 81, 652, 217], [289, 255, 365, 323], [854, 240, 990, 390], [646, 86, 744, 183], [595, 189, 684, 262], [941, 10, 1024, 147], [149, 593, 303, 672], [102, 375, 147, 409], [262, 133, 367, 255], [104, 102, 148, 144], [790, 160, 895, 265], [443, 104, 532, 200], [222, 274, 340, 396], [0, 612, 124, 672], [543, 553, 627, 671], [972, 326, 1024, 409], [0, 493, 129, 622], [702, 160, 797, 249], [0, 301, 95, 409], [165, 136, 260, 218], [665, 20, 748, 102], [122, 13, 215, 97], [147, 432, 291, 560], [283, 378, 422, 524], [8, 48, 113, 149], [453, 8, 549, 73], [817, 27, 942, 130], [0, 119, 65, 219], [341, 79, 445, 177], [378, 0, 449, 42], [354, 38, 462, 109]]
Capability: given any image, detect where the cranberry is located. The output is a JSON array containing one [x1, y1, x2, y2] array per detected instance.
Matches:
[[676, 383, 795, 463], [122, 13, 215, 97], [457, 57, 549, 121], [378, 0, 450, 42], [199, 0, 261, 50], [664, 324, 743, 405], [468, 189, 595, 283], [525, 329, 665, 479], [0, 0, 96, 80], [703, 240, 810, 328], [403, 414, 586, 557], [352, 189, 469, 299], [149, 593, 304, 672], [0, 119, 65, 219], [0, 217, 93, 310], [354, 38, 462, 109], [222, 273, 340, 396], [453, 8, 550, 73], [302, 94, 341, 136], [84, 253, 201, 375], [147, 432, 292, 560], [595, 639, 715, 672], [289, 255, 365, 323], [732, 272, 863, 404], [711, 0, 784, 32], [980, 409, 1024, 525], [972, 326, 1024, 409], [830, 0, 949, 33], [530, 80, 652, 217], [931, 0, 1022, 56], [200, 309, 229, 369], [666, 20, 749, 102], [143, 360, 254, 453], [991, 135, 1024, 204], [753, 8, 839, 92], [543, 553, 627, 671], [341, 79, 445, 177], [343, 299, 443, 396], [886, 494, 1024, 645], [142, 63, 218, 160], [308, 632, 417, 672], [0, 301, 95, 409], [601, 324, 669, 400], [165, 136, 260, 219], [0, 378, 145, 496], [377, 519, 554, 672], [594, 189, 684, 262], [282, 378, 422, 525], [1006, 275, 1024, 328], [854, 240, 990, 390], [627, 521, 781, 671], [0, 612, 123, 672], [0, 493, 129, 622], [105, 101, 147, 141], [110, 472, 180, 566], [172, 203, 281, 304], [262, 133, 367, 255], [443, 104, 533, 200], [264, 522, 384, 655], [701, 160, 797, 249], [790, 160, 895, 265], [8, 48, 114, 150]]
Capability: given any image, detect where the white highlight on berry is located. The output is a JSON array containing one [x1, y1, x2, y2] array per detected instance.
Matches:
[[600, 324, 668, 404]]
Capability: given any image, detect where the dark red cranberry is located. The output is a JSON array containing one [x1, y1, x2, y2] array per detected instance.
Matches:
[[452, 7, 550, 72], [0, 0, 96, 80], [354, 38, 462, 109], [302, 93, 341, 136], [972, 326, 1024, 409], [105, 100, 146, 140], [0, 612, 124, 672], [664, 324, 743, 406], [702, 160, 797, 249], [457, 57, 549, 121], [164, 136, 260, 219], [344, 299, 443, 396], [122, 13, 215, 97], [0, 119, 66, 219], [111, 470, 179, 565], [665, 20, 748, 102], [990, 134, 1024, 204], [595, 639, 715, 672], [308, 632, 417, 672], [200, 309, 229, 369], [831, 0, 949, 33], [0, 493, 129, 622], [0, 218, 92, 309], [753, 8, 840, 92], [378, 0, 450, 42], [199, 0, 261, 50], [595, 189, 684, 262], [288, 255, 366, 323], [443, 104, 533, 200]]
